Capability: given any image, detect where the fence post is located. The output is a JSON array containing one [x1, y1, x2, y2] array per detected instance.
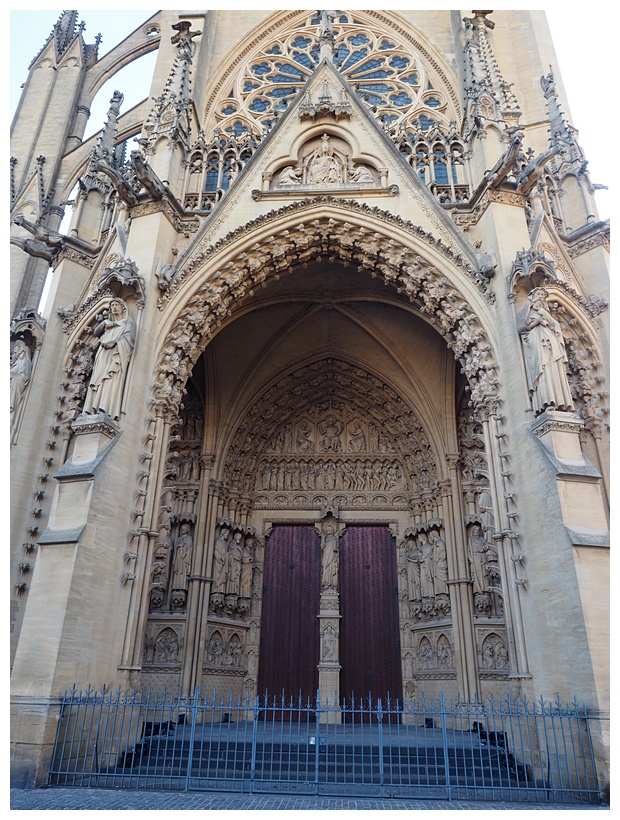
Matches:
[[184, 688, 199, 790], [440, 693, 451, 800], [250, 695, 260, 793], [377, 697, 384, 795], [314, 690, 321, 795]]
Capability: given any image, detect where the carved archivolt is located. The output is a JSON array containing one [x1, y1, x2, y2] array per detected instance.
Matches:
[[152, 211, 497, 421]]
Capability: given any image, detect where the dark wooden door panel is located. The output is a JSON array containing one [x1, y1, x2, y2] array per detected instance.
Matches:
[[258, 525, 321, 704], [340, 525, 402, 711]]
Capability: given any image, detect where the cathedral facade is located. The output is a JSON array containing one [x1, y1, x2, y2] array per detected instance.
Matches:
[[10, 10, 609, 792]]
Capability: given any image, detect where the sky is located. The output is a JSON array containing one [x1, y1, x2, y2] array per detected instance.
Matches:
[[9, 4, 611, 221]]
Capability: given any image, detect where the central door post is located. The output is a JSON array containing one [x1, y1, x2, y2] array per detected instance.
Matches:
[[316, 513, 344, 723]]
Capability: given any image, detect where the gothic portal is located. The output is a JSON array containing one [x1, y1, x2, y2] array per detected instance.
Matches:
[[10, 10, 609, 793]]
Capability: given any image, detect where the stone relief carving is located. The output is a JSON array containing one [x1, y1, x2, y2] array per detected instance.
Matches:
[[205, 628, 246, 671], [517, 287, 574, 416], [10, 340, 33, 437], [153, 627, 180, 664], [82, 297, 136, 421], [480, 633, 509, 672]]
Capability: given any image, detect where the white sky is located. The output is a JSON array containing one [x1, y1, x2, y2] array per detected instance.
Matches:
[[9, 5, 611, 221]]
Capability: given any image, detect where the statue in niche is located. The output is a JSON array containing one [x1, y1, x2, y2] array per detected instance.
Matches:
[[82, 298, 136, 420], [171, 523, 193, 591], [296, 421, 315, 453], [212, 526, 230, 594], [322, 625, 336, 661], [321, 523, 339, 590], [418, 639, 433, 669], [517, 288, 574, 415], [307, 135, 344, 184], [429, 529, 449, 596], [153, 628, 179, 663], [481, 634, 509, 671], [10, 339, 32, 435], [207, 633, 223, 664], [437, 636, 452, 668], [417, 533, 435, 599], [239, 536, 254, 599], [467, 524, 492, 595], [278, 165, 301, 185], [406, 535, 423, 601], [318, 414, 343, 452], [227, 636, 242, 666], [348, 422, 366, 452], [226, 531, 243, 595]]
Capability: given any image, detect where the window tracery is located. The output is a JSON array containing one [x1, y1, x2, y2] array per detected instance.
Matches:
[[183, 12, 468, 211]]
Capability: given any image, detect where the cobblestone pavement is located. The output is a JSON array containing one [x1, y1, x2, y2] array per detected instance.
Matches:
[[10, 787, 608, 811]]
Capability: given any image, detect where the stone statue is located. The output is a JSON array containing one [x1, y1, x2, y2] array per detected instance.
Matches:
[[429, 530, 449, 596], [226, 531, 243, 595], [517, 288, 574, 415], [278, 165, 301, 185], [10, 340, 32, 435], [212, 526, 230, 594], [83, 298, 136, 420], [307, 135, 343, 184], [171, 523, 193, 590], [417, 533, 435, 598], [239, 536, 254, 599], [406, 536, 423, 601], [467, 524, 490, 594], [321, 523, 339, 589]]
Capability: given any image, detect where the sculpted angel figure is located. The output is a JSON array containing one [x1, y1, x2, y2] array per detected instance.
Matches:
[[83, 298, 136, 420]]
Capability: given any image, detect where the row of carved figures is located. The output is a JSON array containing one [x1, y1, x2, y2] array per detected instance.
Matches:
[[257, 457, 405, 492]]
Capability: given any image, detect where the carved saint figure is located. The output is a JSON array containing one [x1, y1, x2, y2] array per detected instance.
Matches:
[[406, 536, 423, 601], [467, 524, 490, 595], [207, 634, 223, 664], [322, 626, 336, 661], [212, 526, 230, 593], [429, 530, 449, 596], [321, 523, 339, 589], [319, 414, 343, 451], [417, 533, 435, 598], [348, 422, 366, 452], [517, 288, 574, 415], [226, 531, 243, 595], [307, 135, 343, 184], [83, 298, 136, 420], [171, 523, 193, 590], [10, 340, 32, 435], [239, 536, 254, 599]]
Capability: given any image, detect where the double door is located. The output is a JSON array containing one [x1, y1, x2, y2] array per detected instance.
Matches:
[[258, 524, 402, 705]]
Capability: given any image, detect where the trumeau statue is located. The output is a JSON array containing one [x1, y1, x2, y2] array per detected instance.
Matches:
[[517, 288, 574, 416], [10, 339, 33, 435], [321, 523, 339, 590], [83, 298, 136, 420]]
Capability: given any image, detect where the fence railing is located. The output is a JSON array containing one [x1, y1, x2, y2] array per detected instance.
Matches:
[[48, 688, 601, 804]]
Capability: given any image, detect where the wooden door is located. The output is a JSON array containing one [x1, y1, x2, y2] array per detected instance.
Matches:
[[339, 525, 402, 710], [257, 525, 321, 705]]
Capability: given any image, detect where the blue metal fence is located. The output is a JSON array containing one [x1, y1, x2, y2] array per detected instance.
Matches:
[[48, 687, 601, 804]]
